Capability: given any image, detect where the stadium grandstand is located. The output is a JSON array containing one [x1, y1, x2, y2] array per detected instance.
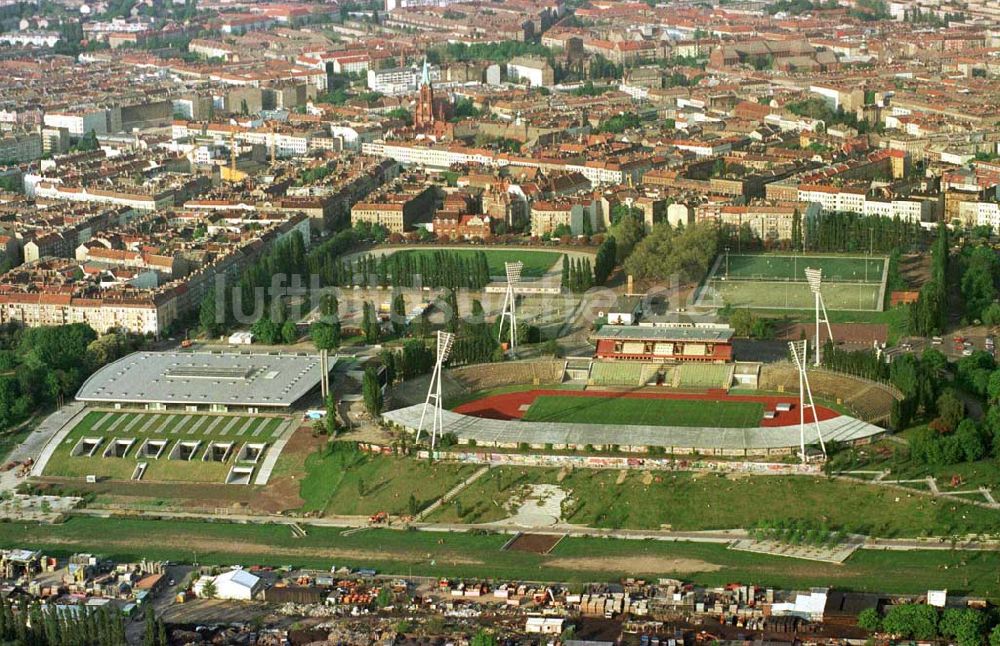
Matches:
[[593, 325, 733, 363]]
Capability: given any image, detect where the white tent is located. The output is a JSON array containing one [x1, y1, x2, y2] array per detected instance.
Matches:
[[194, 569, 263, 600]]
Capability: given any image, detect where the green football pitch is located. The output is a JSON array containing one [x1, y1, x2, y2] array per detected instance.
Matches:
[[707, 280, 883, 310], [521, 395, 764, 428], [719, 254, 886, 283]]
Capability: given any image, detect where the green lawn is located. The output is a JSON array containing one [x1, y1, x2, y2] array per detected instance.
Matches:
[[430, 467, 1000, 537], [831, 435, 1000, 492], [719, 254, 886, 282], [521, 395, 763, 428], [2, 516, 1000, 597], [42, 411, 286, 483], [298, 442, 477, 516], [391, 249, 562, 278]]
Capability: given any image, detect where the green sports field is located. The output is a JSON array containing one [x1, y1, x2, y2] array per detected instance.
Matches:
[[699, 253, 887, 311], [708, 280, 883, 310], [521, 395, 764, 428], [391, 249, 561, 278], [720, 254, 886, 282]]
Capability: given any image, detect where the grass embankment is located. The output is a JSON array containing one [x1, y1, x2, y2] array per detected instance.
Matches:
[[1, 516, 999, 597], [429, 467, 1000, 536]]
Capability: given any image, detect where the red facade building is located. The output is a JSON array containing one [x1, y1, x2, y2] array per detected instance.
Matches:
[[594, 326, 734, 363]]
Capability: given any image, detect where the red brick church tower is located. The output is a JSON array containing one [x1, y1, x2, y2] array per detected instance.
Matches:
[[414, 58, 449, 129], [415, 58, 436, 128]]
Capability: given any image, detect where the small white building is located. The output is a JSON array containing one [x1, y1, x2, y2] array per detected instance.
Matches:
[[228, 331, 254, 345], [927, 589, 947, 608], [194, 569, 264, 600], [525, 616, 565, 635], [771, 588, 827, 621]]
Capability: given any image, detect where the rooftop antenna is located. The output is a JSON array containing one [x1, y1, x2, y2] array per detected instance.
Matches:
[[805, 267, 833, 367], [416, 330, 455, 452], [498, 261, 522, 355], [788, 339, 827, 463]]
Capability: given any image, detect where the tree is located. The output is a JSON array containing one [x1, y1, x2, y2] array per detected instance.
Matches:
[[983, 302, 1000, 326], [310, 321, 341, 350], [320, 292, 339, 319], [362, 301, 380, 344], [882, 604, 938, 640], [935, 390, 965, 433], [280, 320, 298, 345], [610, 208, 646, 264], [251, 316, 279, 345], [391, 291, 407, 336], [376, 586, 392, 607], [470, 629, 499, 646], [624, 221, 718, 283], [940, 608, 989, 646], [791, 209, 803, 251], [954, 419, 987, 462], [362, 365, 383, 416], [989, 623, 1000, 646], [857, 608, 881, 632], [75, 129, 99, 152], [729, 308, 757, 337], [594, 237, 617, 285], [200, 578, 218, 599]]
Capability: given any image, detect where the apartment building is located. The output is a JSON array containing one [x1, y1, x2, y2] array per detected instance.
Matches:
[[367, 64, 441, 96], [0, 131, 42, 163], [506, 57, 555, 88], [33, 183, 174, 211], [351, 186, 436, 233]]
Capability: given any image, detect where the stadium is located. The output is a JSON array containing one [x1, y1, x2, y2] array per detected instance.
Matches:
[[694, 253, 889, 311], [33, 351, 330, 486], [382, 356, 901, 458]]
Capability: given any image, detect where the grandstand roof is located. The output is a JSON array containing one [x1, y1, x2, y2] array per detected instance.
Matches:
[[76, 351, 330, 408], [594, 325, 733, 343], [383, 405, 884, 451]]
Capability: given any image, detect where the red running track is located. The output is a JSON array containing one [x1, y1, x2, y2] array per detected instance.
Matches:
[[453, 388, 840, 428]]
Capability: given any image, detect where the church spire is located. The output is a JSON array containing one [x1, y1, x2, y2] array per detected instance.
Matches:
[[420, 56, 431, 87]]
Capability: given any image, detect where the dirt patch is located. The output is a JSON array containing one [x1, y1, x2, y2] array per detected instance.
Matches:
[[506, 533, 563, 555], [899, 254, 931, 289], [41, 533, 485, 567], [545, 556, 721, 575], [249, 427, 326, 514]]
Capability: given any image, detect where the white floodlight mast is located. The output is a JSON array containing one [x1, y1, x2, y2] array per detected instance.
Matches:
[[805, 267, 833, 367], [417, 330, 455, 452], [499, 261, 523, 354], [788, 340, 827, 463]]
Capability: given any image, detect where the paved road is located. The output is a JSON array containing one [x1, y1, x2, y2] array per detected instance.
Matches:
[[0, 402, 85, 493]]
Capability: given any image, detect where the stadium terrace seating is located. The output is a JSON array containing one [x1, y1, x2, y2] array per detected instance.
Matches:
[[676, 363, 733, 389], [451, 360, 566, 391], [759, 363, 899, 424], [563, 359, 593, 382], [639, 363, 661, 386], [589, 361, 646, 386]]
